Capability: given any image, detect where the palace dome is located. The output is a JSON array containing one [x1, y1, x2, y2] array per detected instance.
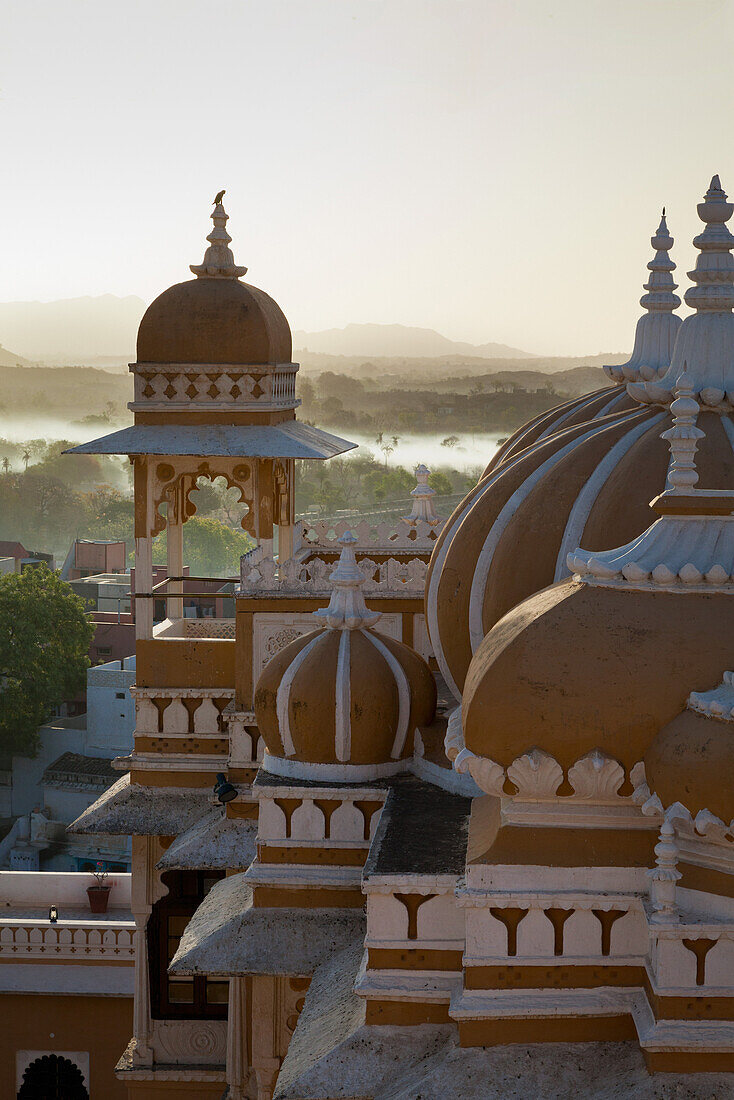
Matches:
[[427, 180, 734, 702], [254, 534, 436, 780], [644, 671, 734, 826], [462, 580, 734, 776], [460, 378, 734, 785], [136, 199, 292, 366]]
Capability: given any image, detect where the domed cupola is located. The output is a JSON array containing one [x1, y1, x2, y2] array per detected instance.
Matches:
[[426, 180, 734, 702], [136, 197, 292, 367], [456, 378, 734, 795], [254, 533, 436, 781]]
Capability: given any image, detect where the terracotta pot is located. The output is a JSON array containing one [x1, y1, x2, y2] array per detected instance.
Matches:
[[87, 885, 111, 913]]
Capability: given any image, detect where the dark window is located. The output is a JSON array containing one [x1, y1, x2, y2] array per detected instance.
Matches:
[[148, 870, 226, 1019], [116, 692, 126, 699], [18, 1054, 88, 1099]]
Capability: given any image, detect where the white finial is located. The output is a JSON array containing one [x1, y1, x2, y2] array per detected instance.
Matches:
[[606, 207, 681, 385], [660, 371, 705, 491], [313, 532, 381, 631], [190, 193, 247, 279], [648, 818, 681, 925], [403, 464, 440, 526], [631, 176, 734, 409]]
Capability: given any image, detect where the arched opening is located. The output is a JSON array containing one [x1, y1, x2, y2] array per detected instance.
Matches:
[[17, 1054, 89, 1099]]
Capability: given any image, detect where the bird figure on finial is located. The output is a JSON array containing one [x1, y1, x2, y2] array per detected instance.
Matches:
[[213, 189, 226, 204]]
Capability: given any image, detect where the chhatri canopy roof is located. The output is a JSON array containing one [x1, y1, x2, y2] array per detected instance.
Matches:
[[65, 421, 356, 460]]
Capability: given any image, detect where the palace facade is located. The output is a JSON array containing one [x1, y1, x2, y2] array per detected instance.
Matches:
[[65, 178, 734, 1097]]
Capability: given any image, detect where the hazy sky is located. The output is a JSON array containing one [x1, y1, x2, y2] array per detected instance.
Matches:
[[1, 0, 733, 356]]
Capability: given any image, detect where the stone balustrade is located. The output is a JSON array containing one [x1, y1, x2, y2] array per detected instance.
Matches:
[[0, 918, 135, 961], [132, 688, 235, 737], [131, 364, 298, 411], [240, 551, 428, 596], [300, 516, 444, 551]]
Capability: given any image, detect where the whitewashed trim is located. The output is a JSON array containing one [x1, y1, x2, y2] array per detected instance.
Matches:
[[468, 422, 607, 652], [554, 413, 665, 581], [363, 632, 410, 759], [261, 750, 409, 782], [334, 630, 351, 762], [425, 439, 551, 700], [275, 633, 323, 757]]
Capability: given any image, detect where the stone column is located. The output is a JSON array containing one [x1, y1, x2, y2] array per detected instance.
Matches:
[[131, 910, 153, 1065], [135, 535, 154, 640], [167, 513, 184, 621], [251, 975, 280, 1100], [226, 977, 248, 1099]]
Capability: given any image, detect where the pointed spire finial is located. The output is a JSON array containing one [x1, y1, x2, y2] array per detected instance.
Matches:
[[190, 194, 247, 279], [403, 464, 440, 526], [313, 531, 381, 631], [660, 370, 706, 491], [606, 207, 681, 384]]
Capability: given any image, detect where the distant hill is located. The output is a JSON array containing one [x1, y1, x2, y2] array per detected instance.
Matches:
[[294, 323, 533, 360], [0, 294, 146, 363], [0, 344, 35, 368]]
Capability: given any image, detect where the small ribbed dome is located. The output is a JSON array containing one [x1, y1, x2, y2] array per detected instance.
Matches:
[[645, 676, 734, 825], [254, 534, 436, 780], [136, 199, 292, 366]]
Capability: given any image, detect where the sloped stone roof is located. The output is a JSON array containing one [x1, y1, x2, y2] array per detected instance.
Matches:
[[42, 752, 118, 790]]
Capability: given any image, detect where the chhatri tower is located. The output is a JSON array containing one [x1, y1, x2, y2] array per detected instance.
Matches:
[[71, 179, 734, 1097]]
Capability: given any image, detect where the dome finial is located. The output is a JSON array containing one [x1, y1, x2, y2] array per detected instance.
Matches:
[[630, 176, 734, 409], [403, 464, 440, 526], [660, 370, 705, 491], [190, 194, 247, 279], [313, 531, 381, 631], [605, 207, 681, 384]]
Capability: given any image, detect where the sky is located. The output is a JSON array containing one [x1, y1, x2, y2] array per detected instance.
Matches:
[[1, 0, 733, 356]]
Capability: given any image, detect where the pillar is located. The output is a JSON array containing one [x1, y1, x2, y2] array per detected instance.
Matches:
[[167, 514, 184, 620], [131, 910, 153, 1065], [226, 977, 248, 1099], [135, 535, 154, 640]]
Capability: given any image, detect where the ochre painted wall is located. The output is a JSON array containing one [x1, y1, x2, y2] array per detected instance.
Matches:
[[126, 1082, 224, 1097], [0, 992, 132, 1099]]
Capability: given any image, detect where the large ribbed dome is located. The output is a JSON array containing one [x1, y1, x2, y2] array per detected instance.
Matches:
[[427, 182, 734, 701]]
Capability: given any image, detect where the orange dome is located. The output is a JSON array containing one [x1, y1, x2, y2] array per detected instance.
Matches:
[[254, 533, 436, 780], [426, 406, 734, 701], [462, 579, 734, 775], [136, 278, 292, 366]]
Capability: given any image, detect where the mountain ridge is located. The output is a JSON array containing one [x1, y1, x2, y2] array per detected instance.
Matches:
[[294, 322, 532, 360]]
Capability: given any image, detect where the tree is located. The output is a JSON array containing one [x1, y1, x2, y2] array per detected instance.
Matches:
[[2, 457, 10, 475], [154, 517, 255, 578], [22, 448, 31, 471], [441, 435, 460, 449], [0, 566, 94, 756], [429, 470, 454, 496]]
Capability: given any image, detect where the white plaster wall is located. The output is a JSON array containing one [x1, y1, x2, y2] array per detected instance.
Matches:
[[85, 657, 136, 755], [0, 870, 131, 908]]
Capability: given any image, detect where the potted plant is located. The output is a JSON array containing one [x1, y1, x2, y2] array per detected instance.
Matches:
[[86, 862, 111, 914]]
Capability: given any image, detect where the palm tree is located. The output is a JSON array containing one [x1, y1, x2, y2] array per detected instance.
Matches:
[[2, 457, 10, 475], [22, 448, 30, 471]]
